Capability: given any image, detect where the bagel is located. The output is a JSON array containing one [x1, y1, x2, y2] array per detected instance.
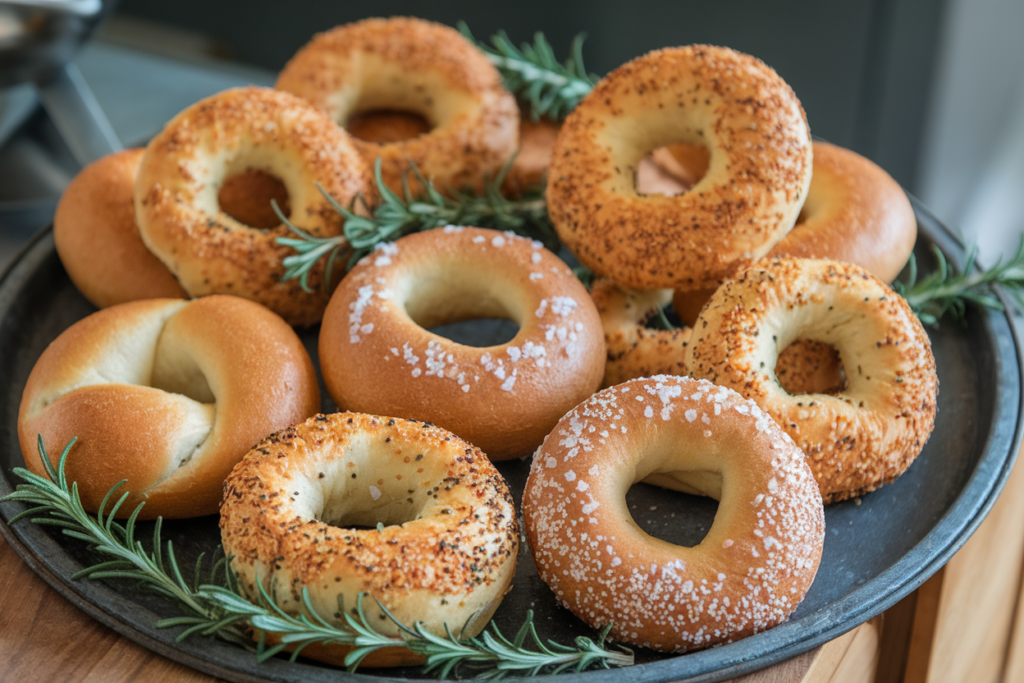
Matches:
[[18, 296, 320, 518], [134, 86, 374, 327], [589, 277, 691, 388], [523, 375, 825, 652], [319, 226, 605, 460], [53, 149, 188, 309], [669, 141, 916, 322], [220, 411, 519, 668], [548, 45, 812, 291], [685, 258, 938, 502], [276, 17, 519, 195]]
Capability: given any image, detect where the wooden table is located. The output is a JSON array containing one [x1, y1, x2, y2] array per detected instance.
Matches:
[[3, 445, 1023, 683]]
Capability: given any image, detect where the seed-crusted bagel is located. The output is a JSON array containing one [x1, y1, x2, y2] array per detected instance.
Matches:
[[220, 411, 519, 668], [18, 296, 320, 518], [276, 17, 518, 195], [134, 86, 374, 327], [548, 45, 812, 291], [685, 258, 938, 502]]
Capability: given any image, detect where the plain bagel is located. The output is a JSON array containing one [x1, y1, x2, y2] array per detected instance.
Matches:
[[319, 226, 605, 460], [548, 44, 812, 291], [54, 149, 187, 309], [220, 411, 519, 668], [18, 296, 320, 518], [524, 375, 825, 651], [277, 17, 519, 195]]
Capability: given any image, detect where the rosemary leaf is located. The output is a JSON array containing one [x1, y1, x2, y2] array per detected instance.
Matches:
[[275, 157, 558, 291], [2, 437, 633, 677], [459, 23, 598, 121], [893, 237, 1024, 326]]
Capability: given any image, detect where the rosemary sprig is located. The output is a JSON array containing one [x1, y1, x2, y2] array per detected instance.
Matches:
[[3, 437, 633, 677], [893, 238, 1024, 326], [276, 157, 555, 292], [459, 22, 598, 121]]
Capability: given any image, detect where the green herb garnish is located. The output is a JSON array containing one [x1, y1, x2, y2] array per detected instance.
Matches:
[[2, 437, 633, 677]]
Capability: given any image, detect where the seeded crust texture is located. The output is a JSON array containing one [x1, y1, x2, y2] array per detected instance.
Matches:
[[319, 226, 606, 460], [277, 17, 518, 195], [685, 258, 938, 502], [589, 277, 691, 388], [18, 296, 320, 518], [220, 412, 519, 667], [134, 86, 374, 327], [54, 149, 187, 309], [548, 45, 812, 292], [523, 376, 825, 652]]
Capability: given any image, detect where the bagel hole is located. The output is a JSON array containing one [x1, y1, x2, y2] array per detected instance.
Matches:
[[218, 169, 291, 229], [636, 143, 710, 196], [404, 277, 523, 347], [775, 340, 847, 395], [150, 343, 215, 405], [347, 109, 433, 143], [642, 301, 684, 330], [626, 482, 718, 548], [429, 318, 520, 347]]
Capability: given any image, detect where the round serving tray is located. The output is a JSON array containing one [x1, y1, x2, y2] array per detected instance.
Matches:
[[1, 198, 1022, 682]]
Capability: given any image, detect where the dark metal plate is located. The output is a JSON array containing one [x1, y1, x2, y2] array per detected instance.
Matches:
[[1, 199, 1022, 682]]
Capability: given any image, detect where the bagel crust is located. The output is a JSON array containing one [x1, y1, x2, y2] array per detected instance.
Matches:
[[319, 226, 605, 460], [769, 141, 917, 284], [135, 86, 374, 327], [277, 17, 518, 195], [18, 296, 320, 518], [548, 45, 812, 291], [524, 376, 824, 652], [685, 258, 938, 502], [589, 278, 691, 387], [220, 412, 519, 668], [54, 149, 187, 309]]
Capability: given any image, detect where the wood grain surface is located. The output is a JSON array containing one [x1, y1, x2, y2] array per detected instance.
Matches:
[[0, 530, 882, 683]]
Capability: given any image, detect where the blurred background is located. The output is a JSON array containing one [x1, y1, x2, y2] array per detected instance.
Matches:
[[0, 0, 1021, 273]]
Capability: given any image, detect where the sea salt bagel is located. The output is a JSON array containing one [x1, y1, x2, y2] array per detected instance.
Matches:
[[134, 86, 374, 327], [54, 149, 187, 309], [548, 45, 812, 291], [319, 226, 605, 460], [276, 17, 518, 195], [685, 258, 938, 502], [220, 411, 519, 668], [18, 296, 320, 518], [524, 375, 824, 652], [589, 277, 691, 387]]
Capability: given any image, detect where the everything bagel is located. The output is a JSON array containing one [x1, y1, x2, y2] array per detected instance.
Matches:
[[548, 45, 812, 291], [220, 412, 519, 667], [277, 17, 518, 195], [134, 86, 374, 327]]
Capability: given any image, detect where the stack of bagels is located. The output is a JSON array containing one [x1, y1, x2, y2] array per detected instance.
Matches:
[[19, 15, 939, 667]]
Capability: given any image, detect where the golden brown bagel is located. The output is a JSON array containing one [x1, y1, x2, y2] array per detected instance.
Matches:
[[548, 45, 812, 291], [589, 277, 691, 387], [220, 412, 519, 668], [276, 17, 518, 195], [524, 375, 825, 652], [134, 86, 374, 327], [319, 226, 605, 460], [18, 296, 320, 518], [685, 258, 938, 503], [53, 149, 187, 308]]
